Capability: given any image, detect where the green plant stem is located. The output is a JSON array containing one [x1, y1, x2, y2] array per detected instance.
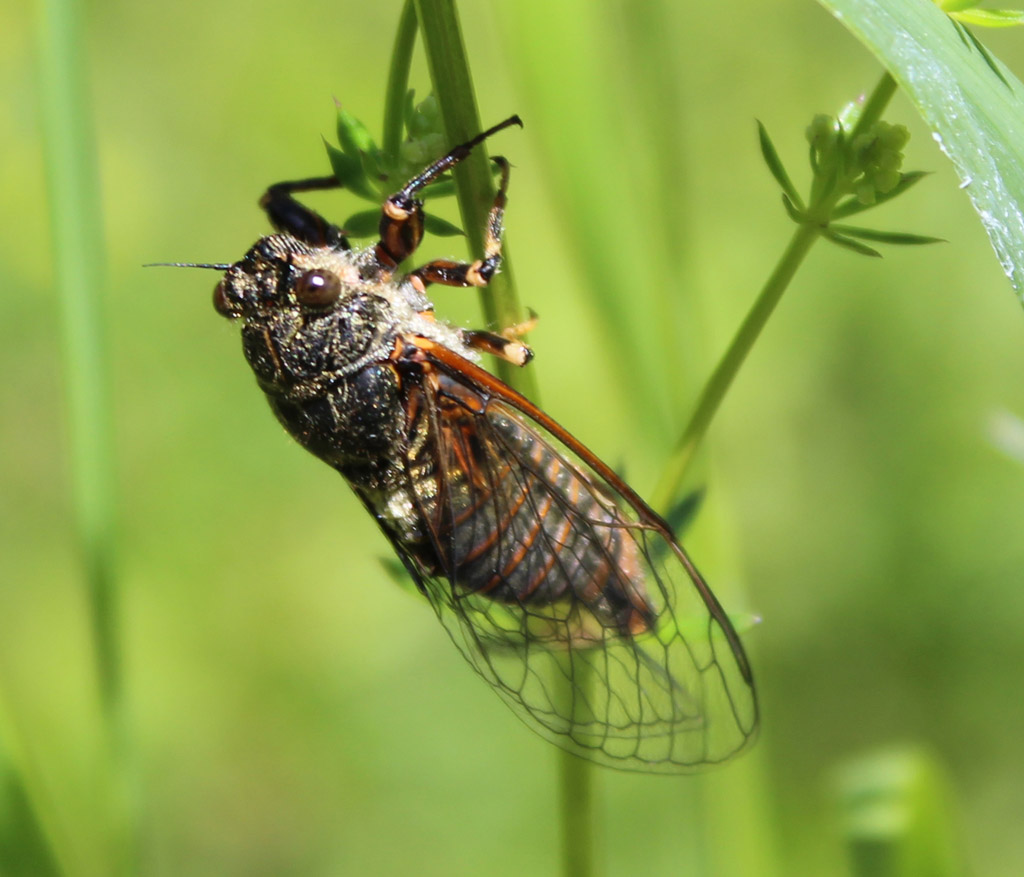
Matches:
[[651, 71, 897, 512], [36, 0, 121, 726], [382, 0, 418, 167], [413, 4, 584, 873], [412, 0, 537, 395], [35, 0, 133, 870], [559, 749, 594, 877], [650, 223, 818, 514], [553, 650, 596, 877], [849, 71, 899, 139]]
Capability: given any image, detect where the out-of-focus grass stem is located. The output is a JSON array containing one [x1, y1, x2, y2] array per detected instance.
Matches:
[[0, 689, 73, 875], [35, 0, 133, 870], [35, 0, 121, 731]]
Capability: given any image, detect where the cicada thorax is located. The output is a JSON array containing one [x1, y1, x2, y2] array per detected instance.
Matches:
[[400, 366, 658, 640]]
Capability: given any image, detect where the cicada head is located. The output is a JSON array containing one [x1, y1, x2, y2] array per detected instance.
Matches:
[[213, 233, 360, 320], [214, 234, 396, 392]]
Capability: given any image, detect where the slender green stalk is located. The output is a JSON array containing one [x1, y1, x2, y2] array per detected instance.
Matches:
[[412, 0, 537, 395], [382, 0, 419, 167], [413, 4, 585, 873], [553, 651, 596, 877], [649, 222, 819, 514], [559, 750, 595, 877], [36, 0, 121, 722], [849, 72, 899, 141], [35, 0, 133, 870], [651, 72, 898, 512]]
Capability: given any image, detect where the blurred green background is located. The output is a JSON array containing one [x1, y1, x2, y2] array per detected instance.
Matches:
[[4, 0, 1024, 874]]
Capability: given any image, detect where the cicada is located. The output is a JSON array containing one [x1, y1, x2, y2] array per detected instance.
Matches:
[[209, 116, 757, 772]]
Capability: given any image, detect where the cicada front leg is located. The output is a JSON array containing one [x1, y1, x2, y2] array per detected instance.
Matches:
[[406, 156, 511, 294], [376, 116, 520, 273], [259, 176, 350, 249]]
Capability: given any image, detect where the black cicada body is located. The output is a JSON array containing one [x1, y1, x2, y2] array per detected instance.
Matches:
[[212, 117, 757, 772]]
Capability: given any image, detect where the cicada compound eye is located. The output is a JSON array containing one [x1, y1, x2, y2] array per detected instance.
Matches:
[[295, 268, 342, 308], [213, 278, 237, 317]]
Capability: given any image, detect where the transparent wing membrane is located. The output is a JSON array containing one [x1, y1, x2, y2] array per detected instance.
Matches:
[[396, 355, 757, 773]]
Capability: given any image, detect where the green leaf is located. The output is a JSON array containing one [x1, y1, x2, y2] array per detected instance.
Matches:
[[831, 170, 929, 218], [781, 193, 806, 224], [340, 209, 380, 238], [406, 92, 442, 138], [334, 108, 387, 194], [951, 8, 1024, 27], [818, 0, 1024, 302], [830, 224, 946, 245], [423, 214, 466, 237], [823, 228, 883, 257], [341, 209, 464, 239], [336, 107, 378, 158], [324, 141, 377, 202], [758, 120, 804, 208], [647, 486, 708, 568], [358, 147, 387, 191], [953, 19, 1011, 85], [418, 177, 457, 199], [664, 486, 705, 537]]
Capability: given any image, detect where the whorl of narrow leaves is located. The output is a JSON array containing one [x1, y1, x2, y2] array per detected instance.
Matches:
[[759, 112, 942, 257], [325, 93, 470, 238]]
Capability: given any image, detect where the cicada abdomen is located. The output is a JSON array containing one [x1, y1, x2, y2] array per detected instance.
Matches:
[[401, 367, 658, 645]]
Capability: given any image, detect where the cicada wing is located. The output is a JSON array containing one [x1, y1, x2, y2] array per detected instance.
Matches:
[[397, 347, 757, 773]]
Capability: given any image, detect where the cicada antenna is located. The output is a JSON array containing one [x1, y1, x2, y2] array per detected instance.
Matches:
[[143, 262, 232, 270]]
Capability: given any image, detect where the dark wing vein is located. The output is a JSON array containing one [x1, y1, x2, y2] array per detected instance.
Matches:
[[393, 351, 758, 773]]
